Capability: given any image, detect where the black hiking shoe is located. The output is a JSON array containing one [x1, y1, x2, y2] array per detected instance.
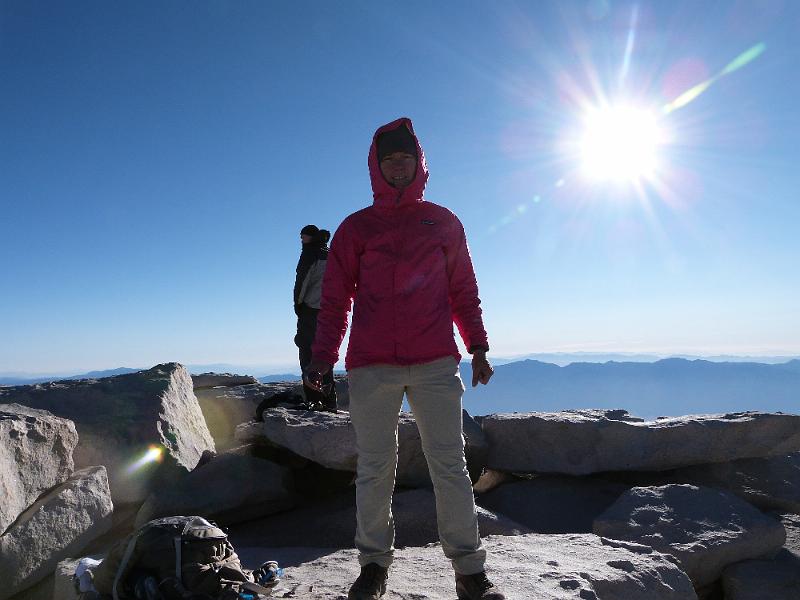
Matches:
[[455, 571, 505, 600], [348, 563, 388, 599]]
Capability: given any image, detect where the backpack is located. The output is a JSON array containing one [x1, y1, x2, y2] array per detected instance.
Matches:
[[92, 516, 278, 600]]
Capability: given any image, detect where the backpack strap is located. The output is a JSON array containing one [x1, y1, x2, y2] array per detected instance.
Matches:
[[174, 535, 183, 583], [173, 516, 197, 585], [112, 533, 142, 600]]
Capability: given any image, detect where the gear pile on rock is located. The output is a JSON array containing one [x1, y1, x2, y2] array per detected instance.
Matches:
[[1, 362, 799, 599]]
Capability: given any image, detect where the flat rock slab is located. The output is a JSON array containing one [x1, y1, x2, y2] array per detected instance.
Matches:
[[196, 378, 351, 448], [594, 484, 786, 588], [673, 452, 800, 513], [477, 475, 629, 534], [482, 410, 800, 475], [191, 373, 260, 389], [195, 381, 300, 449], [0, 404, 78, 533], [0, 363, 215, 503], [0, 466, 113, 600], [236, 407, 486, 487], [228, 488, 530, 550], [135, 449, 294, 527], [238, 534, 696, 599]]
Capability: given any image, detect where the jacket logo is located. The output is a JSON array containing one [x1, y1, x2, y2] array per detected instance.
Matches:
[[420, 219, 436, 225]]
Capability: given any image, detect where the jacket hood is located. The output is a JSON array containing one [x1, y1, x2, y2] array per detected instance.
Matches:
[[369, 117, 429, 209]]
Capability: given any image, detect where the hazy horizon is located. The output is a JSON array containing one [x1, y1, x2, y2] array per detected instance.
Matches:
[[4, 348, 799, 380]]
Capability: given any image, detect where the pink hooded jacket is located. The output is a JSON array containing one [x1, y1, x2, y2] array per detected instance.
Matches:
[[311, 117, 489, 370]]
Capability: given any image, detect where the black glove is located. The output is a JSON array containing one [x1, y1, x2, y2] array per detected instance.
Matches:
[[294, 303, 301, 316]]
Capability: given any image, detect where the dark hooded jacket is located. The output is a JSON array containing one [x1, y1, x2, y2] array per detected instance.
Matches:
[[294, 239, 329, 309]]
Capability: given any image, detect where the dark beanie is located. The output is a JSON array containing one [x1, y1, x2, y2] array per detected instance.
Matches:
[[300, 224, 319, 236], [377, 125, 417, 161]]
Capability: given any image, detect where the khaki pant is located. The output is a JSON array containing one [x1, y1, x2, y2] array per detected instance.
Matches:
[[347, 356, 486, 575]]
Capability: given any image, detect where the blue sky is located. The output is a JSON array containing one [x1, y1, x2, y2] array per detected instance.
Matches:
[[2, 0, 799, 374]]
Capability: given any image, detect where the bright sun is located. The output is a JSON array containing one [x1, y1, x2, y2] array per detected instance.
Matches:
[[580, 106, 665, 182]]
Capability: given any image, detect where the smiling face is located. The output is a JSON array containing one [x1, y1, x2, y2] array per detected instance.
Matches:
[[380, 152, 417, 189]]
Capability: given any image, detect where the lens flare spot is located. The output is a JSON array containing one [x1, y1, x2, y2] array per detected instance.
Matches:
[[126, 445, 165, 474], [721, 42, 766, 76], [662, 43, 766, 114], [663, 80, 713, 113]]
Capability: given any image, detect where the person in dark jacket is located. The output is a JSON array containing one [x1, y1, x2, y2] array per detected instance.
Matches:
[[305, 119, 502, 600], [294, 225, 336, 410]]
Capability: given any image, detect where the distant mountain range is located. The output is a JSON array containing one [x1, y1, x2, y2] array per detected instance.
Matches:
[[0, 364, 301, 386], [461, 358, 800, 419], [0, 367, 143, 386], [492, 352, 800, 366], [6, 353, 798, 386], [258, 373, 303, 383]]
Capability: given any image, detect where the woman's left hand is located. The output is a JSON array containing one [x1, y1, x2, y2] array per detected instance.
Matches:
[[471, 351, 493, 387]]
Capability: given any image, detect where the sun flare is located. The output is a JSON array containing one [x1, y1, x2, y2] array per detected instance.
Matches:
[[579, 106, 665, 182], [125, 445, 165, 474]]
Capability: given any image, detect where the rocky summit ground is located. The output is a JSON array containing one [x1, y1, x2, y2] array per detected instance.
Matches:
[[234, 533, 696, 600]]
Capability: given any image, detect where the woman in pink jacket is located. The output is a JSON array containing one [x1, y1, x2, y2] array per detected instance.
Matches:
[[305, 118, 503, 600]]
